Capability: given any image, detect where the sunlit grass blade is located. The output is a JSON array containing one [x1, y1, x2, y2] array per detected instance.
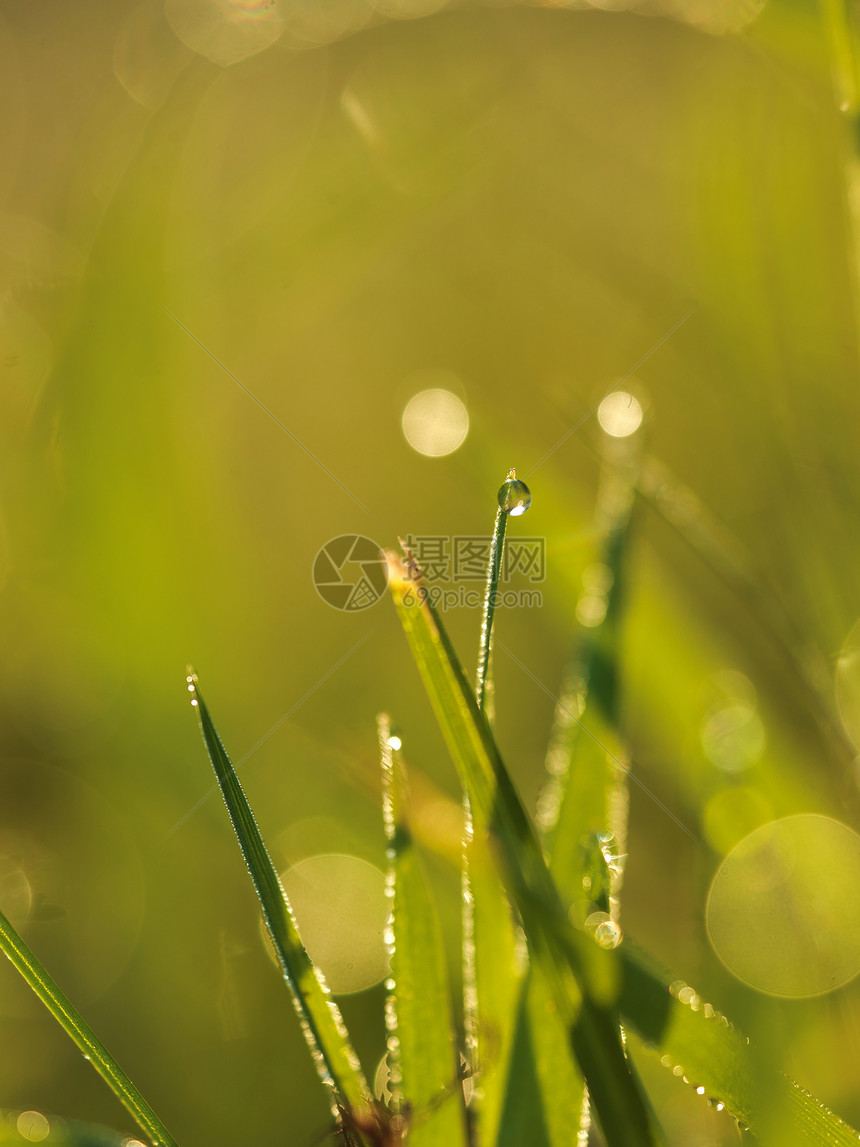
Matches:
[[539, 446, 637, 899], [386, 550, 660, 1147], [461, 489, 528, 1147], [378, 715, 468, 1147], [463, 833, 523, 1147], [187, 673, 370, 1115], [0, 910, 177, 1147], [497, 961, 588, 1147], [617, 943, 860, 1146], [385, 549, 860, 1147], [502, 456, 638, 1147]]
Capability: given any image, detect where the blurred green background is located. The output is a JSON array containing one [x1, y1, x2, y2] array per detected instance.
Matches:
[[2, 0, 860, 1143]]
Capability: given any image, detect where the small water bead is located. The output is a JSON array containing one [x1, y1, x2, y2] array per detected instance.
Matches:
[[498, 471, 532, 516]]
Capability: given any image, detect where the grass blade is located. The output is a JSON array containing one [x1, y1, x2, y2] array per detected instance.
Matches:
[[187, 673, 370, 1115], [540, 516, 631, 901], [462, 483, 529, 1147], [0, 910, 177, 1147], [386, 550, 660, 1147], [502, 456, 638, 1147], [378, 715, 468, 1147], [463, 832, 523, 1147], [617, 943, 860, 1146], [385, 547, 860, 1146], [496, 960, 588, 1147]]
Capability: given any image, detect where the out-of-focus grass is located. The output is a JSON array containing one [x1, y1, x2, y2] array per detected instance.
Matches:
[[1, 1, 860, 1143]]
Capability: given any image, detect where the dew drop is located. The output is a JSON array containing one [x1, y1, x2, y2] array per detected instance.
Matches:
[[498, 472, 531, 517]]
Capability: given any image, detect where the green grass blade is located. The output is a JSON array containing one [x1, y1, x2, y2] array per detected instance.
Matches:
[[386, 551, 660, 1147], [496, 959, 588, 1147], [187, 673, 370, 1114], [463, 832, 523, 1147], [502, 459, 637, 1147], [378, 716, 468, 1147], [0, 911, 178, 1147], [617, 943, 860, 1146], [464, 493, 528, 1147], [385, 550, 860, 1146], [540, 450, 636, 898]]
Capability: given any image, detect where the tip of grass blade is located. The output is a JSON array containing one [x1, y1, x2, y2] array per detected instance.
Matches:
[[187, 671, 371, 1116]]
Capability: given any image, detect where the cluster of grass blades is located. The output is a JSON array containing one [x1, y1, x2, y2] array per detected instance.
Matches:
[[1, 464, 860, 1146]]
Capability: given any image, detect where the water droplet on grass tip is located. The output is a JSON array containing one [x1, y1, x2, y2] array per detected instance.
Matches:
[[498, 475, 531, 516]]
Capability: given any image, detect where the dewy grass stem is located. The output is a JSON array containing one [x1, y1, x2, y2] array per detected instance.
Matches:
[[475, 504, 506, 715], [0, 908, 179, 1147]]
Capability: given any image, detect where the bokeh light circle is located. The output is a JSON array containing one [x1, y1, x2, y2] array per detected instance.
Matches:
[[706, 814, 860, 997], [16, 1112, 49, 1143], [165, 0, 283, 67], [597, 390, 643, 437], [401, 387, 469, 457], [280, 854, 389, 994], [701, 703, 765, 773]]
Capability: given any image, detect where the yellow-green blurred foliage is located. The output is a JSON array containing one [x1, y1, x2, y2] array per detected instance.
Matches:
[[1, 1, 860, 1143]]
